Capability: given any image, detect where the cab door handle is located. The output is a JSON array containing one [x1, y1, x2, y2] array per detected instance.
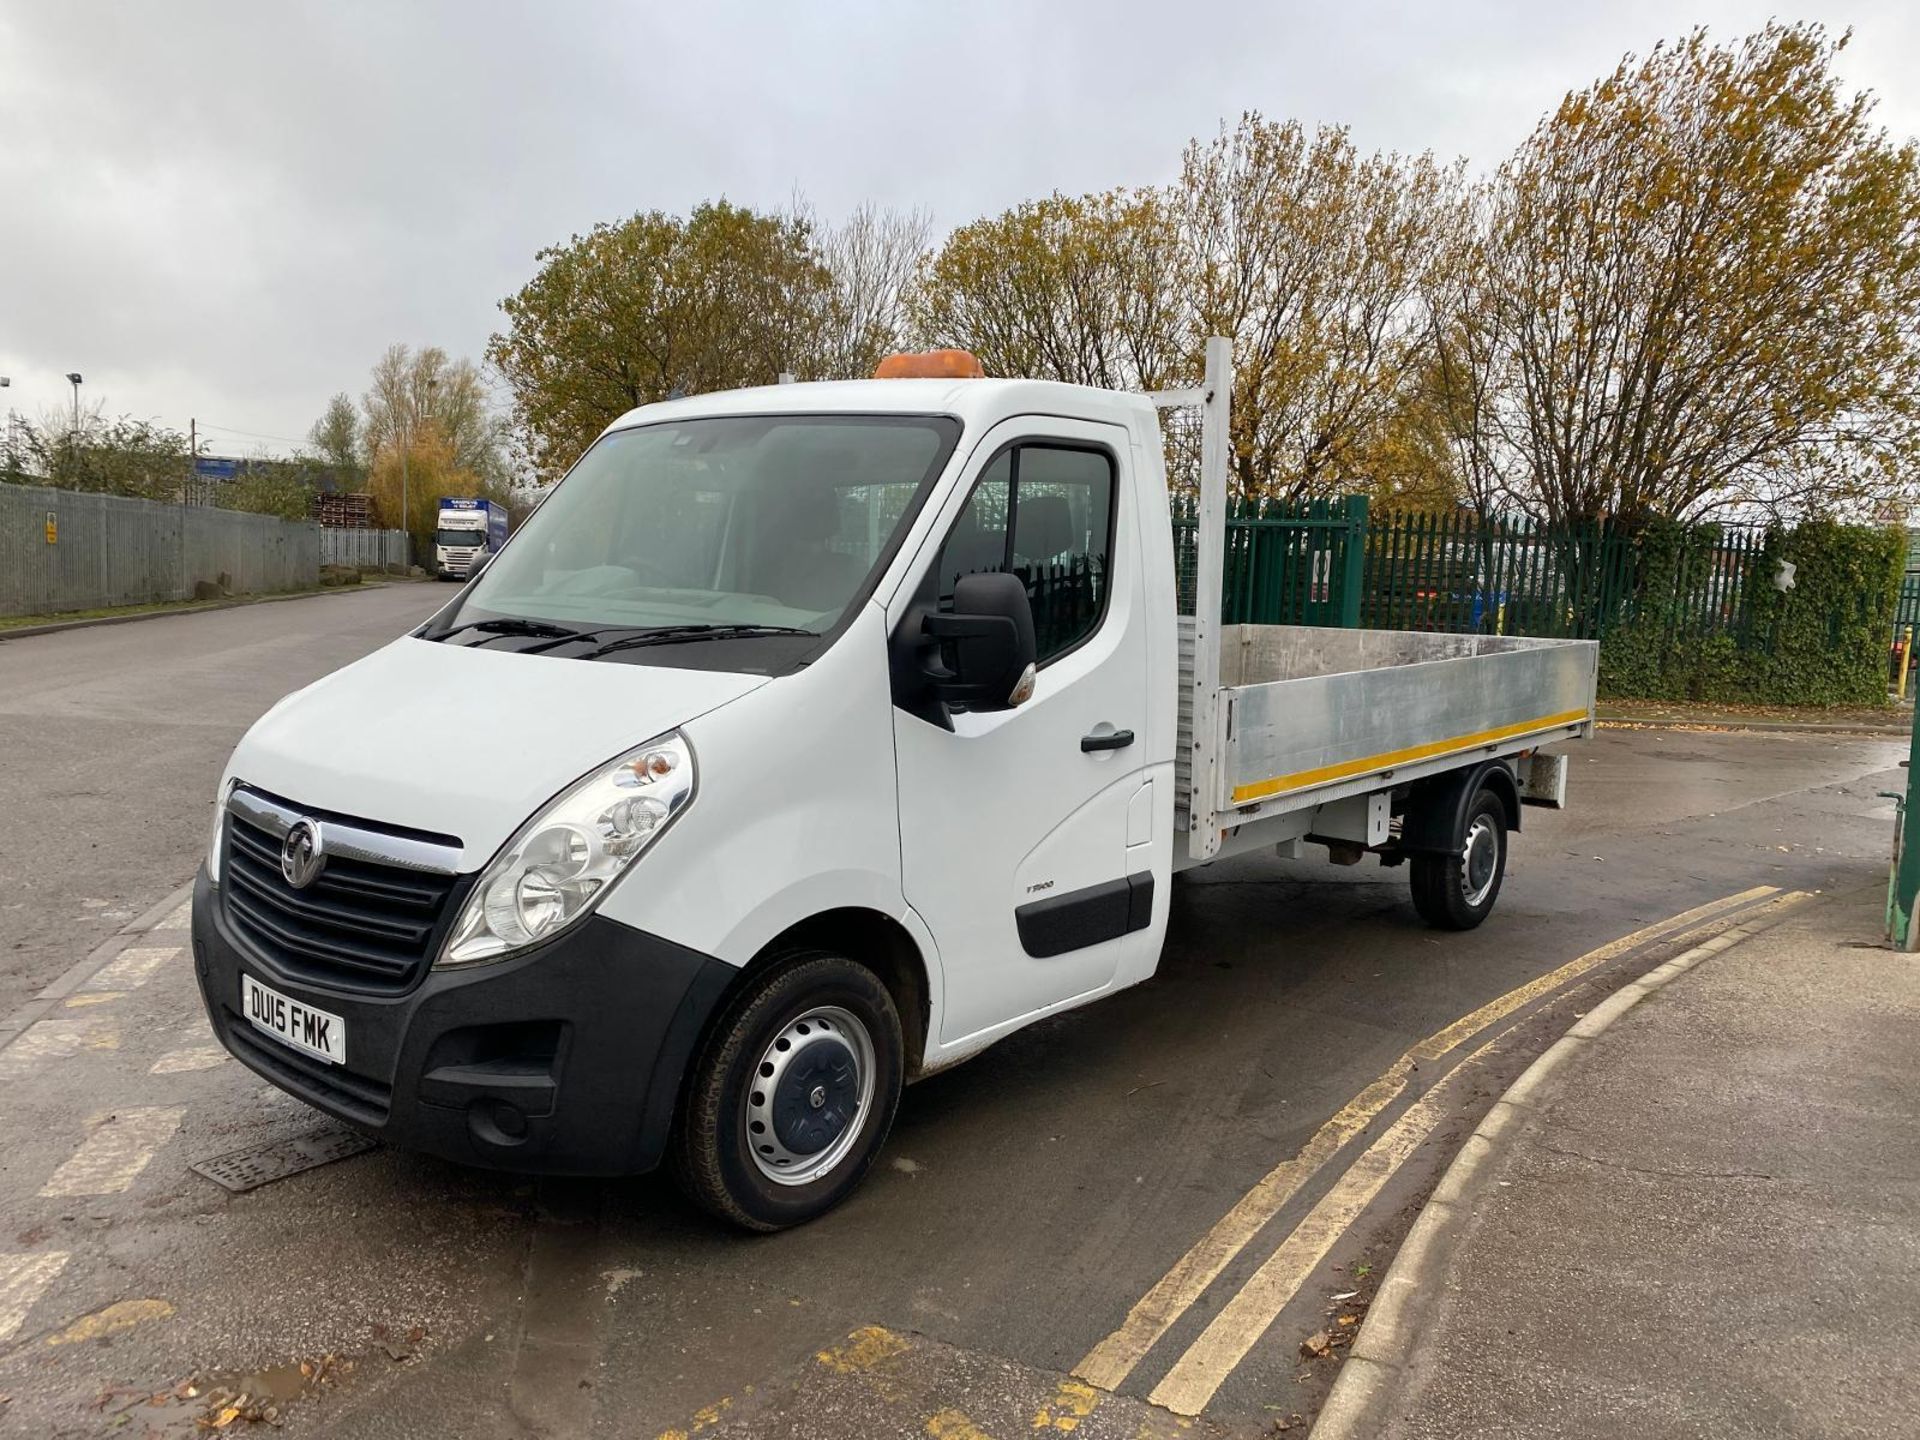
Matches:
[[1081, 728, 1135, 752]]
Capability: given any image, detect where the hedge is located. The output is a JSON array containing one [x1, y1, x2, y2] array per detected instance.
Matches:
[[1597, 518, 1904, 706]]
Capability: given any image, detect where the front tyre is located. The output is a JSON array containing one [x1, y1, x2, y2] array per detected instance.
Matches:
[[671, 952, 903, 1231], [1410, 787, 1508, 930]]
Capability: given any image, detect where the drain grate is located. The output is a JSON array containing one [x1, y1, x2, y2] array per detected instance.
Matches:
[[191, 1123, 379, 1193]]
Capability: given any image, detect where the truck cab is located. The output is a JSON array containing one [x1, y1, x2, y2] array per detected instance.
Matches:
[[434, 497, 507, 579], [191, 353, 1593, 1230]]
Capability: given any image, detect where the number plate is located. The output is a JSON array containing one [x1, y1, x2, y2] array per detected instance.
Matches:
[[240, 973, 346, 1066]]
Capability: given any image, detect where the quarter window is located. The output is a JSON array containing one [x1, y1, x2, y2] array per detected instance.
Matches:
[[935, 444, 1115, 664]]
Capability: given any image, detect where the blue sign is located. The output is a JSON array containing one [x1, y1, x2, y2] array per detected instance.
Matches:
[[195, 457, 240, 480]]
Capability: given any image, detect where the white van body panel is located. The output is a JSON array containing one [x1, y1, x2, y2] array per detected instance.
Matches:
[[224, 637, 765, 869], [596, 604, 922, 978], [882, 411, 1172, 1052]]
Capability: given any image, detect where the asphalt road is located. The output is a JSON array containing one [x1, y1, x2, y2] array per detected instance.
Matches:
[[0, 587, 1905, 1439], [0, 585, 454, 1021]]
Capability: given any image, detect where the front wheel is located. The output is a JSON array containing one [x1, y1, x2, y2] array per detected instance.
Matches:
[[1410, 788, 1508, 930], [671, 952, 903, 1231]]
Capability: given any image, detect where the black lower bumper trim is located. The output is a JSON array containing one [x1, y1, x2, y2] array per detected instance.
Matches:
[[191, 867, 737, 1176]]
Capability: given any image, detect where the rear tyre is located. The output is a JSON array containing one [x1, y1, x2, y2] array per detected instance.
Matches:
[[671, 951, 903, 1232], [1410, 788, 1507, 930]]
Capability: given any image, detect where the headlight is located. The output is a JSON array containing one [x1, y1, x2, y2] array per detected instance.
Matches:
[[207, 780, 232, 886], [439, 732, 696, 967]]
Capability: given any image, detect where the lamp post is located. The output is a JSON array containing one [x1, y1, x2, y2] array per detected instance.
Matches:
[[63, 373, 84, 481]]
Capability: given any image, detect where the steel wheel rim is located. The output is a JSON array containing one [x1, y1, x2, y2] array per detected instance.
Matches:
[[1461, 815, 1500, 907], [744, 1005, 876, 1187]]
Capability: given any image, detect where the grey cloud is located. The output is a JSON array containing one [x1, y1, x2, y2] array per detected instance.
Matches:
[[2, 0, 1913, 462]]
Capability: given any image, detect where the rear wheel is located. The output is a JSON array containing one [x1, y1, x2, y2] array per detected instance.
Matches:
[[671, 952, 903, 1231], [1410, 787, 1507, 930]]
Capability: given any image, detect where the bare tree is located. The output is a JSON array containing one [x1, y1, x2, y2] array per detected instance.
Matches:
[[812, 201, 933, 378], [362, 344, 507, 486]]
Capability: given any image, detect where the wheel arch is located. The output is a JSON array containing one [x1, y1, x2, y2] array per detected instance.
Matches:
[[708, 907, 934, 1080], [1400, 759, 1521, 853]]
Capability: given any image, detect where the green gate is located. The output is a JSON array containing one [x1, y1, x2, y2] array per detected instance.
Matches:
[[1171, 495, 1367, 626]]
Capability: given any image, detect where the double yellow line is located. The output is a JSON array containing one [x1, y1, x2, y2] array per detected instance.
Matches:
[[1075, 884, 1798, 1415]]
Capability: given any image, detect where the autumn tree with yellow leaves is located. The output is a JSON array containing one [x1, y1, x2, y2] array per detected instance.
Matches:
[[489, 23, 1920, 522], [1444, 22, 1920, 523]]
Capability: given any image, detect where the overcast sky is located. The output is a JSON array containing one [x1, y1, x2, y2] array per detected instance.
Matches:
[[3, 1, 1916, 464]]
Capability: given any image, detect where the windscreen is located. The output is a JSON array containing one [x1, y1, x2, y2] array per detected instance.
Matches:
[[451, 415, 957, 634], [435, 528, 482, 547]]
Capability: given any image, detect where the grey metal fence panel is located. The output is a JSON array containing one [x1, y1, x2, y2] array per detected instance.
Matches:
[[318, 528, 407, 571], [0, 483, 321, 617]]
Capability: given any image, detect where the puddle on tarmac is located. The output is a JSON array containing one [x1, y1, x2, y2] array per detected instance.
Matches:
[[102, 1353, 355, 1434]]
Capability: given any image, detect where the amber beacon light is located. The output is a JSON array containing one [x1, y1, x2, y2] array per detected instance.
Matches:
[[872, 349, 986, 379]]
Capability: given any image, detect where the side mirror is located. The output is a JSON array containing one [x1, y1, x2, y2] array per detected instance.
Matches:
[[463, 552, 495, 586], [923, 572, 1038, 712]]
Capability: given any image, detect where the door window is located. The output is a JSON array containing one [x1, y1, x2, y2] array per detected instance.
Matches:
[[934, 445, 1115, 663]]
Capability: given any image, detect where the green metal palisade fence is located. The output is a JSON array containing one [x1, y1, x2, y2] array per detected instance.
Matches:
[[1172, 495, 1777, 643], [1897, 571, 1920, 630]]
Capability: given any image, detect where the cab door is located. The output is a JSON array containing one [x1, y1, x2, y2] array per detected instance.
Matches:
[[891, 418, 1156, 1045]]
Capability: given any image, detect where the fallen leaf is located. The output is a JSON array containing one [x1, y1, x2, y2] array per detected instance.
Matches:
[[1337, 1315, 1359, 1327], [1329, 1290, 1358, 1301], [212, 1404, 243, 1428], [1300, 1331, 1331, 1358]]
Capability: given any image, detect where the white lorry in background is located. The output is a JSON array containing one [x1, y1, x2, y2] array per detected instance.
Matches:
[[191, 340, 1597, 1230], [434, 497, 508, 579]]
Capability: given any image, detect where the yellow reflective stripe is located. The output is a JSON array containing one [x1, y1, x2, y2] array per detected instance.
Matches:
[[1229, 707, 1590, 805]]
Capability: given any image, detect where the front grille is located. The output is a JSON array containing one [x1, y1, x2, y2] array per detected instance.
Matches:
[[223, 802, 462, 996], [224, 1013, 393, 1125]]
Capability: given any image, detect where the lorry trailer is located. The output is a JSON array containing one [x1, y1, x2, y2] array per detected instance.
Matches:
[[191, 340, 1597, 1229]]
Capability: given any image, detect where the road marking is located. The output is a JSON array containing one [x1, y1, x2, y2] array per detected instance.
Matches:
[[817, 1325, 911, 1373], [83, 945, 182, 992], [152, 901, 193, 930], [1148, 1040, 1497, 1416], [63, 991, 124, 1007], [0, 1016, 120, 1081], [1073, 883, 1778, 1391], [40, 1107, 186, 1197], [925, 1410, 992, 1439], [1032, 1378, 1101, 1431], [45, 1297, 174, 1346], [150, 1044, 229, 1075], [0, 1252, 70, 1344], [656, 1396, 733, 1439]]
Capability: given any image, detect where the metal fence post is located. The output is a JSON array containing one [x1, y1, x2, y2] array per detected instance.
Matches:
[[1338, 494, 1368, 629], [1889, 701, 1920, 948]]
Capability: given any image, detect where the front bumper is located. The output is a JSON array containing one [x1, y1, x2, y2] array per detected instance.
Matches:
[[190, 867, 735, 1175]]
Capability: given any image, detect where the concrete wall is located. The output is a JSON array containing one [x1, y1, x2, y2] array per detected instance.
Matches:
[[0, 483, 321, 617]]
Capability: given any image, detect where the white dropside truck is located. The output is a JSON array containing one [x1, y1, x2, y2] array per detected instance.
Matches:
[[192, 341, 1597, 1229]]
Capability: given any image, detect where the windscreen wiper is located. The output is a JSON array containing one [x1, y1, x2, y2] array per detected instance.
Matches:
[[580, 624, 818, 658], [427, 617, 583, 645]]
